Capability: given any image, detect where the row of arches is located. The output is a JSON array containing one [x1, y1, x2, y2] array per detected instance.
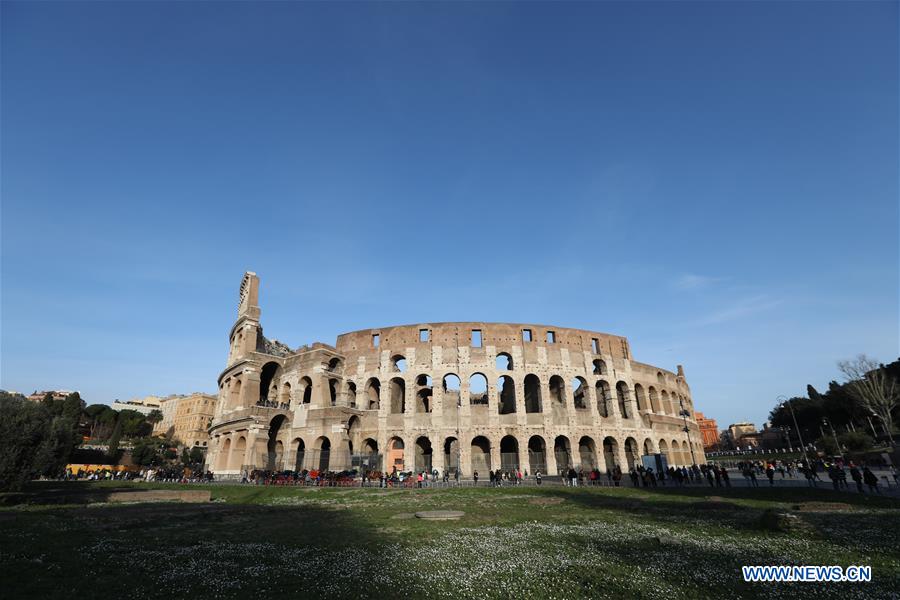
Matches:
[[219, 360, 692, 420]]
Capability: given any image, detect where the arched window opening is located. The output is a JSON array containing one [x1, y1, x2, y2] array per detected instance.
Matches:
[[616, 381, 630, 419], [634, 384, 646, 412], [387, 437, 405, 473], [593, 359, 608, 376], [528, 436, 547, 475], [390, 377, 405, 414], [365, 378, 380, 410], [415, 374, 433, 413], [549, 375, 565, 405], [392, 355, 407, 373], [259, 361, 281, 406], [496, 353, 513, 371], [554, 436, 572, 474], [347, 382, 357, 408], [300, 377, 313, 405], [443, 374, 461, 409], [624, 437, 639, 470], [578, 436, 596, 470], [470, 436, 491, 474], [500, 435, 519, 472], [444, 437, 460, 475], [415, 437, 433, 473], [469, 373, 488, 405], [329, 378, 338, 406], [602, 437, 619, 473], [498, 376, 516, 414], [595, 380, 611, 417], [572, 377, 588, 410], [524, 374, 542, 413]]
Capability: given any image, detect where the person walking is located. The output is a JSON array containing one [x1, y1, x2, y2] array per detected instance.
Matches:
[[535, 470, 542, 485], [850, 464, 863, 493], [473, 470, 479, 486], [863, 467, 881, 494], [766, 463, 775, 486]]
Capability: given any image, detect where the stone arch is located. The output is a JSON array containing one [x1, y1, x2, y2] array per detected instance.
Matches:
[[624, 437, 639, 469], [528, 435, 547, 475], [391, 355, 407, 373], [602, 436, 619, 472], [259, 361, 281, 404], [616, 381, 630, 418], [549, 375, 566, 406], [327, 357, 342, 372], [498, 375, 516, 414], [414, 436, 433, 473], [593, 359, 608, 375], [671, 439, 682, 466], [329, 378, 338, 406], [443, 374, 461, 408], [648, 386, 660, 413], [315, 436, 331, 471], [294, 376, 312, 405], [470, 435, 491, 474], [232, 435, 247, 471], [415, 374, 433, 410], [293, 438, 306, 471], [230, 378, 242, 409], [554, 435, 572, 473], [444, 437, 460, 475], [658, 439, 670, 467], [496, 352, 513, 371], [469, 373, 488, 405], [346, 381, 357, 408], [643, 438, 656, 455], [578, 436, 597, 470], [389, 377, 405, 414], [266, 414, 287, 470], [387, 436, 405, 473], [365, 378, 380, 410], [595, 380, 611, 417], [362, 438, 378, 455], [572, 376, 588, 409], [633, 383, 646, 412], [500, 435, 519, 471], [524, 374, 542, 413], [217, 437, 231, 470], [661, 390, 670, 415]]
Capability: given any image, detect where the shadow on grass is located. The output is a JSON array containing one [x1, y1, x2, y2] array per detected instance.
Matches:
[[1, 501, 398, 600]]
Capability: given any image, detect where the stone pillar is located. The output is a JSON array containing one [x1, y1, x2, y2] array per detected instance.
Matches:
[[489, 437, 501, 473], [243, 430, 260, 470], [240, 370, 261, 409], [545, 446, 558, 477]]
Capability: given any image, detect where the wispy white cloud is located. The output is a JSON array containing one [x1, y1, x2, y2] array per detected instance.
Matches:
[[694, 294, 784, 326], [673, 273, 725, 290]]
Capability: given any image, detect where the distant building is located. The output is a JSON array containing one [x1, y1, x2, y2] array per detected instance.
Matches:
[[111, 395, 162, 416], [174, 393, 217, 448], [27, 390, 78, 403], [150, 393, 216, 448], [694, 412, 720, 450], [758, 422, 786, 450]]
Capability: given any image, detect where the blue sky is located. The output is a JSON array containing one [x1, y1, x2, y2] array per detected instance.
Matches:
[[2, 1, 897, 428]]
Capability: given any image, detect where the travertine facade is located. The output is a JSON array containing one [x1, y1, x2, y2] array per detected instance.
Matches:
[[208, 273, 706, 477]]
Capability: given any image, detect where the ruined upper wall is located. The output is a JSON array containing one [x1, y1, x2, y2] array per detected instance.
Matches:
[[334, 322, 637, 370]]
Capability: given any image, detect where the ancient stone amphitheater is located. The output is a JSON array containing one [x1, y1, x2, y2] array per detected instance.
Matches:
[[207, 272, 706, 478]]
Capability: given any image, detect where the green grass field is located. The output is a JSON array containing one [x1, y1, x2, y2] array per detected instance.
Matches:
[[1, 482, 898, 599]]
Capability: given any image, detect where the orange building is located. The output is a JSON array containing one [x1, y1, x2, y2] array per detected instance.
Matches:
[[695, 412, 720, 451]]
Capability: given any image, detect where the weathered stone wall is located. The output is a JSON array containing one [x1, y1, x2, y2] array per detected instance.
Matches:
[[207, 273, 707, 477]]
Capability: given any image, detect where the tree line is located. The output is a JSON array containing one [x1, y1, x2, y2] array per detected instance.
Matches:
[[0, 391, 203, 491], [768, 355, 899, 454]]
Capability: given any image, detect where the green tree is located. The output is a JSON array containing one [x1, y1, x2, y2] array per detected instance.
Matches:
[[106, 420, 123, 461]]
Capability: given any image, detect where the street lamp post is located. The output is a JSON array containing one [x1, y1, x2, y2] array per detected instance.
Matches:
[[678, 398, 697, 465], [823, 417, 841, 457], [779, 395, 810, 467]]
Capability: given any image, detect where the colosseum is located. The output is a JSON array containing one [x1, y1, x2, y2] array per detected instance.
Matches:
[[207, 272, 706, 478]]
